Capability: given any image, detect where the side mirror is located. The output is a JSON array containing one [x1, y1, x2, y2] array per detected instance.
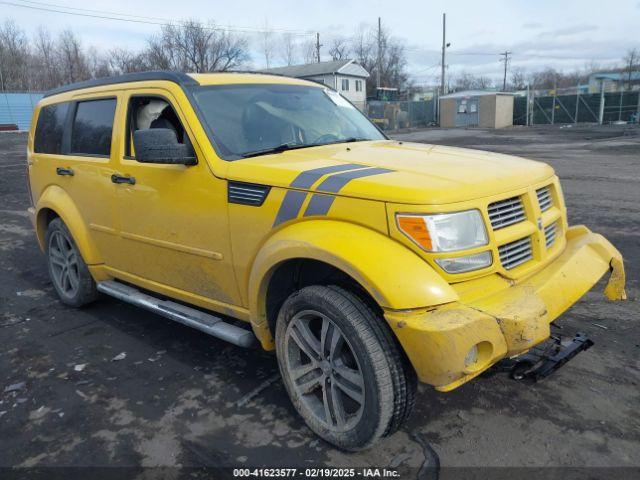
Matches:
[[133, 128, 196, 165]]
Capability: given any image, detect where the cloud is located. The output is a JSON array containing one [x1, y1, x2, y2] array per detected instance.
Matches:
[[539, 24, 598, 38], [522, 22, 542, 29]]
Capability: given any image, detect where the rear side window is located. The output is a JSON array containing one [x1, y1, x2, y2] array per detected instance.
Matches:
[[34, 103, 70, 154], [70, 99, 117, 156]]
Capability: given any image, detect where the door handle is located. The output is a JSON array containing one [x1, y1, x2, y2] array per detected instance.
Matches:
[[111, 174, 136, 185], [56, 167, 74, 176]]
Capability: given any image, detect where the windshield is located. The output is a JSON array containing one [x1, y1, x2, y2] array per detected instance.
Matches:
[[189, 84, 386, 159]]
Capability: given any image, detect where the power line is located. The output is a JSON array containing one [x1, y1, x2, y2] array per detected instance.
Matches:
[[2, 0, 315, 35]]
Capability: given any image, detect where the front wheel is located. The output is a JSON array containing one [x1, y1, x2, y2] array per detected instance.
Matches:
[[275, 285, 415, 451]]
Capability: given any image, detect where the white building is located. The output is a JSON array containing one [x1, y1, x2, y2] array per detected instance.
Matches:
[[262, 59, 370, 110]]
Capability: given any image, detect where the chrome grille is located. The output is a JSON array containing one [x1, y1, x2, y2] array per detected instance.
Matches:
[[545, 222, 557, 248], [488, 196, 526, 230], [228, 182, 270, 206], [537, 186, 552, 212], [498, 236, 533, 270]]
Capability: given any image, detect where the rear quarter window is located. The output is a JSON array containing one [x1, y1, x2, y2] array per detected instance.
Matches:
[[70, 99, 117, 156], [34, 103, 70, 154]]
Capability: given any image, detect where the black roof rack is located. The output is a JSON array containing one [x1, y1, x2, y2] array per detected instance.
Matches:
[[43, 71, 199, 98]]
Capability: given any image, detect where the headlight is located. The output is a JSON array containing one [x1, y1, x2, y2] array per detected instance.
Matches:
[[397, 210, 488, 252]]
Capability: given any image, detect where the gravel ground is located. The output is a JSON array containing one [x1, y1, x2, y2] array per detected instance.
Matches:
[[0, 125, 638, 479]]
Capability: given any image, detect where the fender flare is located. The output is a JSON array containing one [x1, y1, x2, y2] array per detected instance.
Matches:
[[248, 220, 458, 348], [35, 185, 103, 265]]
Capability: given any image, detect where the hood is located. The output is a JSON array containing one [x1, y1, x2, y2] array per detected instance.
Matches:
[[226, 140, 555, 205]]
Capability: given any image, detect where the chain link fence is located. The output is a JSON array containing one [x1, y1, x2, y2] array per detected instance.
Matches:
[[366, 99, 437, 131], [514, 89, 640, 126]]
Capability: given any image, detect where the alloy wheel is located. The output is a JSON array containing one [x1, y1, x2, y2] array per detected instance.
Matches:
[[284, 309, 365, 431]]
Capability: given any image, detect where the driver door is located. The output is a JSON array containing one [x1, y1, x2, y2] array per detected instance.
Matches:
[[107, 89, 242, 311]]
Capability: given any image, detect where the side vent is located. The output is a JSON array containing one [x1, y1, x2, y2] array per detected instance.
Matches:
[[228, 181, 270, 206]]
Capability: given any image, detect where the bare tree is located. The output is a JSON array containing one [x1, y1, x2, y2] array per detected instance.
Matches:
[[280, 33, 297, 66], [623, 48, 639, 90], [0, 19, 30, 91], [301, 38, 317, 64], [509, 67, 527, 90], [57, 29, 90, 84], [328, 37, 348, 61], [348, 22, 408, 95], [33, 27, 60, 90], [144, 21, 248, 72], [109, 47, 147, 74], [453, 71, 494, 91], [261, 21, 274, 68]]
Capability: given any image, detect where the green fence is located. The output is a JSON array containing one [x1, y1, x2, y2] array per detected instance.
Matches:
[[514, 91, 640, 125]]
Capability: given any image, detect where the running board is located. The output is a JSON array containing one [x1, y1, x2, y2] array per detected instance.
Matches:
[[96, 280, 258, 348]]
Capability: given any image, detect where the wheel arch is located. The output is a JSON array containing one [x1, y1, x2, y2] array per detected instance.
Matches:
[[248, 220, 458, 349], [35, 185, 103, 265]]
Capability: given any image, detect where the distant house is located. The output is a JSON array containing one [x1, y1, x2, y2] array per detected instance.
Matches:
[[261, 59, 369, 110], [587, 71, 640, 93]]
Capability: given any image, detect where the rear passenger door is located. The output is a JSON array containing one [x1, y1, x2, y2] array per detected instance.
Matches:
[[33, 95, 121, 266]]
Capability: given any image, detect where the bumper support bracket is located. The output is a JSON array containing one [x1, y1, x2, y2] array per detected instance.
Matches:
[[509, 331, 594, 381]]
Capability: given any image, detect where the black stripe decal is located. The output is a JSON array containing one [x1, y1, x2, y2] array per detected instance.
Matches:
[[290, 164, 368, 189], [314, 168, 394, 193], [303, 167, 394, 217], [272, 190, 307, 227], [303, 194, 336, 217]]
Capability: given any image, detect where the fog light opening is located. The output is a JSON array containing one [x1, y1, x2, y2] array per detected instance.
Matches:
[[464, 345, 478, 367], [464, 341, 493, 373]]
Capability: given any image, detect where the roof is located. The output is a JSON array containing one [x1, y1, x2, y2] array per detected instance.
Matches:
[[44, 71, 198, 98], [42, 70, 319, 98], [441, 90, 513, 99], [261, 60, 370, 79], [589, 71, 640, 82]]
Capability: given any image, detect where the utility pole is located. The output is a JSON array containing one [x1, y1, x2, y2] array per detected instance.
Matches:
[[440, 13, 446, 96], [500, 51, 511, 91], [376, 17, 382, 89], [315, 33, 322, 63]]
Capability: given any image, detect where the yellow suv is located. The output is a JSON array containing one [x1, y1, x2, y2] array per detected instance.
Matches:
[[27, 72, 626, 450]]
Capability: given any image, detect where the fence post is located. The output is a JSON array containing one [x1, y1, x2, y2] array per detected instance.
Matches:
[[598, 82, 605, 125], [525, 84, 530, 126], [574, 86, 580, 125], [551, 87, 556, 125], [618, 90, 623, 121], [531, 89, 535, 126]]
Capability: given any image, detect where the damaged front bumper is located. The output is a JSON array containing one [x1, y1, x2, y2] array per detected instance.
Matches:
[[385, 225, 626, 392]]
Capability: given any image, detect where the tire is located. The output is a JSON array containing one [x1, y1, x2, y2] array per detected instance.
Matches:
[[275, 285, 416, 451], [45, 217, 98, 307]]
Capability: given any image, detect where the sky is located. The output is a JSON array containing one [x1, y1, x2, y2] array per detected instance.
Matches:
[[2, 0, 640, 85]]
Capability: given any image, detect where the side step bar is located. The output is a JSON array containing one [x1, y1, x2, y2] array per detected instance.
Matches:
[[97, 280, 258, 348]]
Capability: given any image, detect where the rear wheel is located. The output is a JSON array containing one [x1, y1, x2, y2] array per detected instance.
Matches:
[[275, 285, 415, 451], [45, 218, 98, 307]]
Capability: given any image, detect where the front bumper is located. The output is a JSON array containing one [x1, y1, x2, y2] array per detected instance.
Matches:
[[385, 225, 626, 392]]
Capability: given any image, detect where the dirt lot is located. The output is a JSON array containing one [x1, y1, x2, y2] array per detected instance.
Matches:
[[1, 125, 638, 478]]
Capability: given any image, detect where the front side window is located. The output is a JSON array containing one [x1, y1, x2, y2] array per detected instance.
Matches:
[[355, 80, 362, 92], [341, 78, 350, 91], [34, 102, 70, 154], [70, 98, 116, 156], [190, 84, 385, 159], [125, 96, 192, 158]]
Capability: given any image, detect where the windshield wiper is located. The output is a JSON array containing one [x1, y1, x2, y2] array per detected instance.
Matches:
[[241, 138, 368, 158], [241, 142, 311, 158]]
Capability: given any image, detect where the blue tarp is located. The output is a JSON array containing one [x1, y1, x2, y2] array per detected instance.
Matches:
[[0, 92, 44, 131]]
